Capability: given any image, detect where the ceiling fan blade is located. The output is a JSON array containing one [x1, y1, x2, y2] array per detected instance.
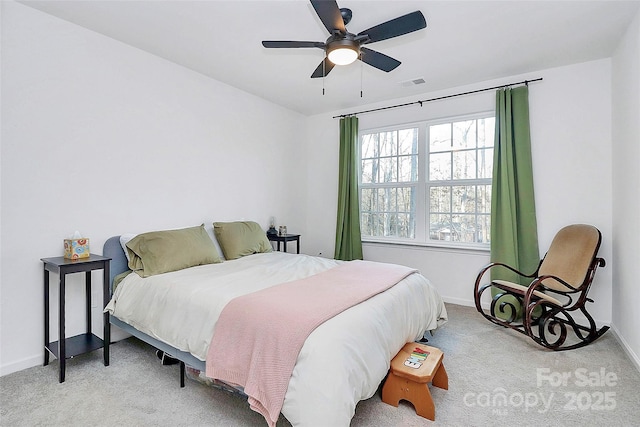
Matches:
[[310, 0, 346, 35], [357, 11, 426, 44], [310, 58, 336, 78], [360, 47, 401, 72], [262, 41, 325, 49]]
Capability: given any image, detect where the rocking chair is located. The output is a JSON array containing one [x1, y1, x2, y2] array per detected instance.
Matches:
[[473, 224, 608, 350]]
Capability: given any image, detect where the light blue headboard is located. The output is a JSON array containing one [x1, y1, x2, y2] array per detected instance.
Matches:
[[103, 236, 128, 293]]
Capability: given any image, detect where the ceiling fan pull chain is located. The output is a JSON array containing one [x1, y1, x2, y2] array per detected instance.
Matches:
[[323, 57, 326, 95], [360, 53, 363, 98]]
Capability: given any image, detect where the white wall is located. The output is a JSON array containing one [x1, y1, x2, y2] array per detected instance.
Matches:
[[0, 2, 306, 375], [612, 10, 640, 367], [306, 59, 614, 323]]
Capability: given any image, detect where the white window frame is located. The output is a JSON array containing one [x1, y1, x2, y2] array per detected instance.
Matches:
[[358, 111, 494, 250]]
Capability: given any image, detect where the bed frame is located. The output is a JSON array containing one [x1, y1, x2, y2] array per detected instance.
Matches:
[[103, 236, 203, 387]]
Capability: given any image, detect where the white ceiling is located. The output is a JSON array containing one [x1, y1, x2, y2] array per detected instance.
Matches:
[[20, 0, 640, 116]]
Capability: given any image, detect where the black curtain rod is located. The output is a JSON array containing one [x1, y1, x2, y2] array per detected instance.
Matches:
[[333, 77, 543, 119]]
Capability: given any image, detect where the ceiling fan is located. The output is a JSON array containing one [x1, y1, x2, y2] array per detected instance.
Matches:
[[262, 0, 427, 78]]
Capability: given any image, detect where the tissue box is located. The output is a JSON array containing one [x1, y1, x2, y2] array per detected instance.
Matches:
[[64, 238, 90, 259]]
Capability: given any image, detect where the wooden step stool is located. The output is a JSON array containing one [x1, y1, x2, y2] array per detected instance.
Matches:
[[381, 342, 448, 421]]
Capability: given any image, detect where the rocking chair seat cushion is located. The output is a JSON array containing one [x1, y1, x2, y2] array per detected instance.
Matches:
[[492, 280, 563, 306]]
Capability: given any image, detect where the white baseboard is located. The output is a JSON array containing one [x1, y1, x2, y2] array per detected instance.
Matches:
[[0, 354, 41, 377], [610, 325, 640, 373], [442, 296, 475, 307]]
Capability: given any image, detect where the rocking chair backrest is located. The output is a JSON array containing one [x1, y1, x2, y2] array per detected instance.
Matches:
[[537, 224, 601, 293]]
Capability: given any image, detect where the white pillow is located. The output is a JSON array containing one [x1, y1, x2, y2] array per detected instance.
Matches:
[[119, 233, 137, 262]]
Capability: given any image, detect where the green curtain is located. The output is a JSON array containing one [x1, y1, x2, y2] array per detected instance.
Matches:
[[335, 116, 363, 261], [490, 86, 539, 318]]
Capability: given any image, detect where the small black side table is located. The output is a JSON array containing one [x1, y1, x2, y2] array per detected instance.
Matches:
[[267, 234, 301, 254], [41, 254, 111, 383]]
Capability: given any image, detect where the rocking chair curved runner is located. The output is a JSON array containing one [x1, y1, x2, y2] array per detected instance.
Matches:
[[473, 224, 608, 350]]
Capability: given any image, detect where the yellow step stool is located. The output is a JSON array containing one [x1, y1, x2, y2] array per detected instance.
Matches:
[[381, 342, 448, 420]]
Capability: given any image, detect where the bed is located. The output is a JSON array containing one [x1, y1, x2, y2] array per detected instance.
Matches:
[[103, 222, 447, 426]]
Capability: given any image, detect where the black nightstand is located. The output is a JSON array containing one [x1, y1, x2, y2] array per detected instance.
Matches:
[[267, 234, 301, 254], [41, 254, 111, 383]]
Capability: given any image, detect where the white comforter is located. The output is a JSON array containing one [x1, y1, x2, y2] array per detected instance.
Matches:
[[106, 252, 447, 426]]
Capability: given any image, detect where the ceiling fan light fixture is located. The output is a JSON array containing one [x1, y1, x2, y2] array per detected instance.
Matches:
[[328, 46, 358, 65], [327, 40, 360, 65]]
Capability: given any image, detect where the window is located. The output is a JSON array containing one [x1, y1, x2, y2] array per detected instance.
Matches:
[[359, 113, 495, 248], [360, 127, 419, 239]]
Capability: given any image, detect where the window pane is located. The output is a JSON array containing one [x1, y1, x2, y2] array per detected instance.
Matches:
[[377, 213, 391, 237], [398, 155, 417, 182], [451, 214, 478, 242], [430, 214, 452, 241], [478, 184, 491, 213], [379, 132, 397, 157], [396, 213, 415, 239], [453, 151, 477, 180], [361, 188, 374, 212], [478, 215, 491, 243], [429, 123, 451, 152], [430, 186, 450, 213], [361, 134, 378, 158], [385, 213, 397, 237], [398, 128, 418, 155], [429, 152, 451, 181], [478, 117, 495, 148], [398, 187, 415, 212], [452, 186, 476, 213], [371, 213, 383, 237], [361, 212, 372, 236], [477, 148, 493, 179], [378, 157, 396, 182], [452, 120, 476, 149], [376, 187, 396, 212], [361, 159, 376, 184]]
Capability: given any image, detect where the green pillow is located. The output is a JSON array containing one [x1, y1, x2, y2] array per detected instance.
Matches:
[[213, 221, 272, 260], [126, 225, 222, 277]]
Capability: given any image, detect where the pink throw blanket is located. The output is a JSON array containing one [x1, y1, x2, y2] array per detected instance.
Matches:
[[205, 260, 416, 426]]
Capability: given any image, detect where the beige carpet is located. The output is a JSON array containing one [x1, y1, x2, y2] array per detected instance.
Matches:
[[2, 303, 639, 426]]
